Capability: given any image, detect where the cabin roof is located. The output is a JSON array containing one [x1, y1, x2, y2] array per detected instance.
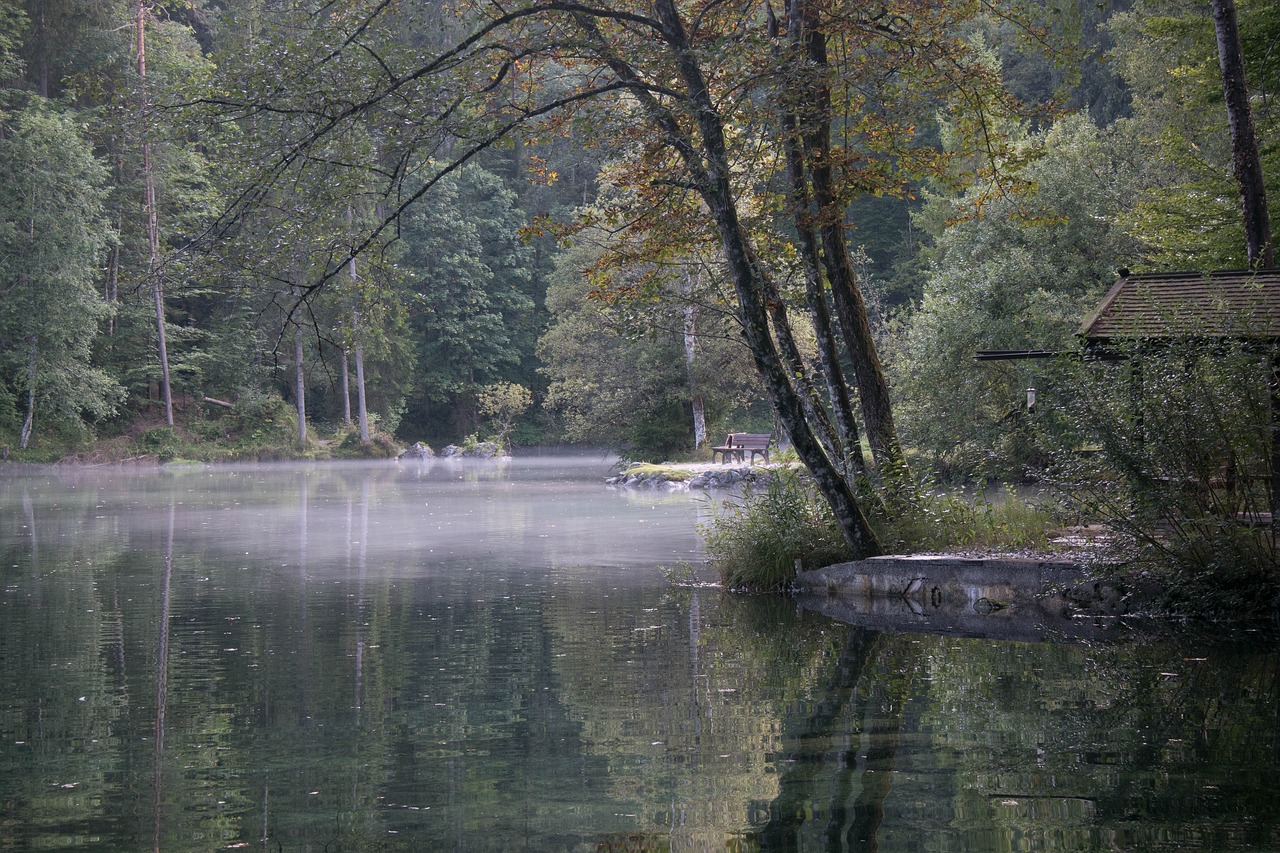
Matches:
[[1078, 269, 1280, 342]]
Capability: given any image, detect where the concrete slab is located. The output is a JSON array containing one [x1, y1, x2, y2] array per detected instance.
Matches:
[[794, 555, 1127, 642]]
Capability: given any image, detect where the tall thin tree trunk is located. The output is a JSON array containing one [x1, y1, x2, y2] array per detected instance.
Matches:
[[106, 225, 120, 335], [295, 333, 307, 445], [340, 348, 352, 427], [355, 337, 369, 442], [20, 339, 36, 449], [347, 206, 370, 442], [1212, 0, 1273, 269], [682, 267, 707, 449], [137, 0, 173, 426], [34, 4, 48, 98]]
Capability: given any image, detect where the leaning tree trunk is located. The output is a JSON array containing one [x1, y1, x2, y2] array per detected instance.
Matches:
[[773, 53, 865, 477], [1212, 0, 1274, 269], [20, 338, 36, 449], [651, 0, 881, 557], [791, 0, 903, 473]]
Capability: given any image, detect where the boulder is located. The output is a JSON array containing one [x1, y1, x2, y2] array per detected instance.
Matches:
[[397, 441, 435, 460], [439, 441, 504, 459]]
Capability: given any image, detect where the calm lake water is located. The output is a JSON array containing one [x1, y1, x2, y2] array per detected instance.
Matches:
[[2, 456, 1278, 852]]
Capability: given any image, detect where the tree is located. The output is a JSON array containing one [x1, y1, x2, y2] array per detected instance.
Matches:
[[399, 164, 537, 442], [1109, 0, 1280, 269], [136, 0, 175, 426], [1211, 0, 1273, 268], [194, 0, 1059, 556], [538, 227, 761, 457], [0, 101, 121, 448], [888, 115, 1147, 476]]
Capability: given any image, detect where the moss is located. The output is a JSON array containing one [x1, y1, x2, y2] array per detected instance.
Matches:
[[623, 463, 694, 482]]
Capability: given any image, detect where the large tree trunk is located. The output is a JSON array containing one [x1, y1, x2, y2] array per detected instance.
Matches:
[[651, 0, 881, 557], [682, 294, 707, 449], [1212, 0, 1274, 269], [773, 21, 864, 477], [340, 348, 352, 427], [791, 0, 902, 473]]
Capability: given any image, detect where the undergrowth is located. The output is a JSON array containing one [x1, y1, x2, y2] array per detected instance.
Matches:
[[702, 473, 1061, 591], [701, 471, 853, 590]]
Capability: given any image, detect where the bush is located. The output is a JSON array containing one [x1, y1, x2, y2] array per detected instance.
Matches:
[[1039, 339, 1280, 617], [137, 426, 182, 461], [702, 471, 853, 590]]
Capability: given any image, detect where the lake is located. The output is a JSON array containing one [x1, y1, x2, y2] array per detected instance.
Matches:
[[2, 456, 1278, 851]]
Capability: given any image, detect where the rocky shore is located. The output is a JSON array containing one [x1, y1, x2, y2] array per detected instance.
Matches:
[[606, 464, 777, 490]]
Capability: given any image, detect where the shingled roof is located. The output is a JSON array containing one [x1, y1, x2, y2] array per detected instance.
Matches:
[[1079, 269, 1280, 342]]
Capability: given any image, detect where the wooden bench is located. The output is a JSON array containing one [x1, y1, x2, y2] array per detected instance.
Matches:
[[711, 433, 773, 464]]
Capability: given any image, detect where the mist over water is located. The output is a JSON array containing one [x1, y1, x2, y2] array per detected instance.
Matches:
[[2, 456, 1278, 851]]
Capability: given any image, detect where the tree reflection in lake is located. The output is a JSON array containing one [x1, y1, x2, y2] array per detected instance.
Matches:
[[0, 458, 1277, 851]]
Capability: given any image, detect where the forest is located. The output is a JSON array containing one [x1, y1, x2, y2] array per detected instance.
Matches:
[[1, 0, 1278, 569]]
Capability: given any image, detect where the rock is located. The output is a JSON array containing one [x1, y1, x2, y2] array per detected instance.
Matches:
[[439, 441, 504, 459], [688, 467, 771, 490], [397, 441, 435, 460]]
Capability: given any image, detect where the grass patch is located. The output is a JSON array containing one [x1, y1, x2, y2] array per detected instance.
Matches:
[[875, 485, 1060, 554], [622, 463, 695, 482]]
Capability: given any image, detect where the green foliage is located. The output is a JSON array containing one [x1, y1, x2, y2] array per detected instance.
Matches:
[[136, 426, 181, 461], [477, 381, 532, 450], [873, 483, 1059, 554], [887, 115, 1146, 478], [1108, 0, 1280, 269], [1040, 339, 1280, 617], [331, 427, 399, 459], [226, 389, 298, 448], [703, 471, 854, 591], [399, 163, 539, 443], [539, 227, 760, 458], [0, 100, 122, 448]]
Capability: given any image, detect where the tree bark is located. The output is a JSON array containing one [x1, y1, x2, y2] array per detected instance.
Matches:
[[340, 348, 352, 426], [355, 337, 369, 442], [20, 339, 36, 449], [1212, 0, 1274, 269], [773, 17, 865, 477]]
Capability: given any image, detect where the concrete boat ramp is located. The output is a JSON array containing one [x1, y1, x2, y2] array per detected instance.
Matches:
[[794, 554, 1127, 642]]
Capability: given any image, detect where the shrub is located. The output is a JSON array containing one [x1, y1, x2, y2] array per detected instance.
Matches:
[[1039, 339, 1280, 617], [137, 426, 181, 461], [702, 471, 852, 590]]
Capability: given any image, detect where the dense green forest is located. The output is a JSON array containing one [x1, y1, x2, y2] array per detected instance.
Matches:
[[0, 0, 1276, 482]]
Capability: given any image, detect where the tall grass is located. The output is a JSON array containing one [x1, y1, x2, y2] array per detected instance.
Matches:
[[703, 473, 1061, 591], [702, 471, 853, 590]]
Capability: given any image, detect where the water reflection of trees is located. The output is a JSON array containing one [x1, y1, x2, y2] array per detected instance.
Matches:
[[3, 466, 1279, 850]]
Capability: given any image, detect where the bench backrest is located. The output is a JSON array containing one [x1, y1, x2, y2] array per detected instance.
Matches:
[[729, 433, 771, 449]]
